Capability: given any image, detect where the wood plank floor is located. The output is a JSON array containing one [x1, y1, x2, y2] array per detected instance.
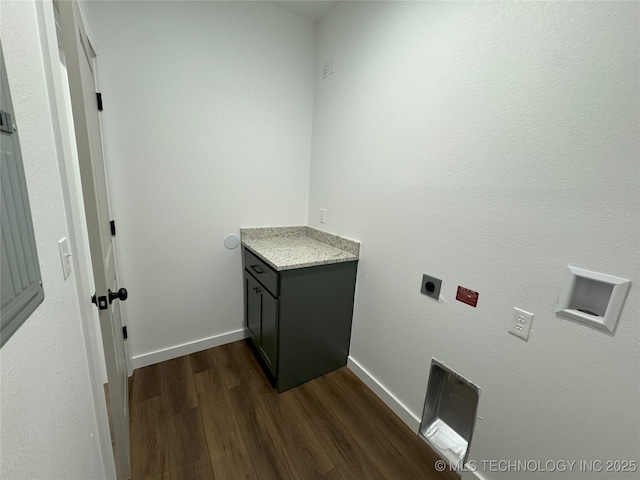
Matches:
[[129, 340, 459, 480]]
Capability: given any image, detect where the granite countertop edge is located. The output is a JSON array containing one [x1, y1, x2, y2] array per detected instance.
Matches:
[[240, 225, 360, 271]]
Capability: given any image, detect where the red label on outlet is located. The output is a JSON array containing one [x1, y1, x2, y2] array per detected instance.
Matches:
[[456, 286, 479, 307]]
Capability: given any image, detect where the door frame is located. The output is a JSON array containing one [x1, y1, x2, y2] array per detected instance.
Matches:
[[33, 1, 126, 478], [57, 0, 131, 476]]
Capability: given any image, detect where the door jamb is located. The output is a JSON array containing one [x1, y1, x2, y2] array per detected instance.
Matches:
[[33, 2, 117, 478]]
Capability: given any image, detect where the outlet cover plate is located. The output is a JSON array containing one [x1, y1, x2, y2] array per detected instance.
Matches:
[[421, 274, 442, 300], [509, 307, 534, 341]]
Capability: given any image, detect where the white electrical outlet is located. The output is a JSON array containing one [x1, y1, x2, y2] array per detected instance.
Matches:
[[320, 208, 326, 224], [322, 59, 334, 79], [58, 237, 72, 280], [509, 307, 534, 341]]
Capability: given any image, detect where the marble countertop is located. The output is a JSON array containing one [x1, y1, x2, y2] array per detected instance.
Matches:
[[240, 226, 360, 271]]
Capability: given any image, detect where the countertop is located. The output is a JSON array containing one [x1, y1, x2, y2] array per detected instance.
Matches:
[[240, 226, 360, 271]]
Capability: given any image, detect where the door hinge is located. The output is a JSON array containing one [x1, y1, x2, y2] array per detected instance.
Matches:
[[91, 293, 108, 310], [96, 92, 103, 111], [122, 326, 128, 339], [110, 220, 116, 236], [0, 110, 13, 134]]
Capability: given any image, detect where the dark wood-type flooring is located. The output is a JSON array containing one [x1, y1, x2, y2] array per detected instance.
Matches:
[[129, 340, 459, 480]]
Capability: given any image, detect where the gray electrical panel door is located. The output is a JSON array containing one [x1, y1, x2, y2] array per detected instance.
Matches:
[[0, 43, 45, 347]]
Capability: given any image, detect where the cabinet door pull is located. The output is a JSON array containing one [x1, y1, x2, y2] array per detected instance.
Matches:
[[250, 265, 264, 274]]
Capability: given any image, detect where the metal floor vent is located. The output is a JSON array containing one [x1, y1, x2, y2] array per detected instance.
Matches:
[[419, 359, 480, 466]]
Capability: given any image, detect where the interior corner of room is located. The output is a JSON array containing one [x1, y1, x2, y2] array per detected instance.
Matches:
[[1, 1, 638, 480]]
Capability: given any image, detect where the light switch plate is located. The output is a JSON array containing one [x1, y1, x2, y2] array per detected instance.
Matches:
[[58, 237, 72, 280]]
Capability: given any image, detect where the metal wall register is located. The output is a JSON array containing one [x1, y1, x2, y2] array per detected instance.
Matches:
[[419, 359, 480, 466]]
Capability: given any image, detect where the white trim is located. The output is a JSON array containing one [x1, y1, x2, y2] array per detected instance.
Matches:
[[34, 2, 114, 479], [347, 356, 421, 433], [132, 328, 248, 369]]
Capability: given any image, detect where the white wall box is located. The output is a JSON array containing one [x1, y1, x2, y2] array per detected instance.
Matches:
[[419, 359, 480, 465], [556, 266, 631, 333]]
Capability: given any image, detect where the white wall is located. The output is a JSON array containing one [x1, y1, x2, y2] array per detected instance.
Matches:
[[310, 2, 639, 479], [0, 1, 111, 478], [80, 1, 317, 365]]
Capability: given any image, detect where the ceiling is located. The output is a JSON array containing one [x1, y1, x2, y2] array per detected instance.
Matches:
[[271, 1, 339, 23]]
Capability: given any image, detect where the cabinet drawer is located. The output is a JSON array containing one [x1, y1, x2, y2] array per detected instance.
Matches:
[[243, 248, 279, 296]]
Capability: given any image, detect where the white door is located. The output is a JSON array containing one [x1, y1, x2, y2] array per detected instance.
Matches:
[[57, 1, 131, 478]]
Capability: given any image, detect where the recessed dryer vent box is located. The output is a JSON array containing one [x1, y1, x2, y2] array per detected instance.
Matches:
[[556, 266, 631, 333], [419, 360, 480, 466]]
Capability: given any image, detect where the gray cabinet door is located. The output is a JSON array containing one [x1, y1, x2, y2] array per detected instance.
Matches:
[[259, 288, 278, 376], [244, 272, 261, 344], [244, 268, 278, 376]]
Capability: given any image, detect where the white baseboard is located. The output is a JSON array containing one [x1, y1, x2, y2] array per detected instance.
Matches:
[[131, 328, 248, 370], [347, 356, 421, 433]]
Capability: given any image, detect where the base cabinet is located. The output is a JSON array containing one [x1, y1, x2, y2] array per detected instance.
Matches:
[[242, 246, 358, 392]]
